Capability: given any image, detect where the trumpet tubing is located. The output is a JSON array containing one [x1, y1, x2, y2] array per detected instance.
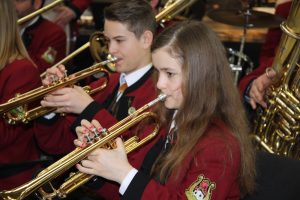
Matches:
[[156, 0, 197, 23], [0, 0, 192, 198], [40, 31, 112, 78], [0, 94, 166, 200], [0, 58, 114, 124], [1, 0, 195, 124]]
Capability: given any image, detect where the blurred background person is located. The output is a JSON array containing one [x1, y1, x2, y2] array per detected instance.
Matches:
[[15, 0, 67, 74], [44, 0, 91, 28], [43, 0, 91, 55], [0, 0, 42, 190]]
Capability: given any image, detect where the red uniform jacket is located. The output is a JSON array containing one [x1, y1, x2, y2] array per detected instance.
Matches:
[[34, 68, 162, 199], [238, 1, 292, 96], [23, 17, 66, 74], [71, 0, 91, 15], [0, 59, 42, 190], [123, 119, 241, 200]]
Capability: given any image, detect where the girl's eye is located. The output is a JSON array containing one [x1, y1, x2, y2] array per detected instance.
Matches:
[[167, 72, 174, 78]]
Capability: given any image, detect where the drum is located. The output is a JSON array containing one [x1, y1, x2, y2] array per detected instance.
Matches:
[[227, 48, 254, 84]]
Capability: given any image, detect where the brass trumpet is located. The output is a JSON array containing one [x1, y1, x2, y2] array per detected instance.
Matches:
[[0, 0, 195, 124], [44, 0, 195, 78], [40, 31, 115, 78], [0, 94, 166, 200], [0, 57, 116, 124]]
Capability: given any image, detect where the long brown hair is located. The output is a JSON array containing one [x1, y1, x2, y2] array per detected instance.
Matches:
[[151, 21, 255, 194], [0, 0, 31, 70]]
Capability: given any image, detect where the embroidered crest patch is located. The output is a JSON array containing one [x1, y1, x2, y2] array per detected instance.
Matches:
[[185, 175, 216, 200], [128, 106, 136, 115], [41, 47, 57, 64]]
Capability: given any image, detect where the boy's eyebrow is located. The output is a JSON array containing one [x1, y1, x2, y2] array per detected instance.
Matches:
[[103, 34, 126, 40], [111, 35, 126, 40]]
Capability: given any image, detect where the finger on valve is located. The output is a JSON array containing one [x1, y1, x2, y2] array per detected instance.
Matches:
[[43, 65, 66, 85], [76, 119, 106, 145]]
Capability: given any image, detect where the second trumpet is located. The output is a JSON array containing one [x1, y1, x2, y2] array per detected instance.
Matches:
[[0, 57, 116, 124]]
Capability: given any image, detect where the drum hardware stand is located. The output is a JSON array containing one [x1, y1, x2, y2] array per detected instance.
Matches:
[[233, 0, 253, 85]]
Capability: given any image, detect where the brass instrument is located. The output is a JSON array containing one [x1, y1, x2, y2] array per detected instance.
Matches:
[[0, 0, 192, 198], [43, 0, 196, 76], [40, 31, 114, 78], [252, 0, 300, 159], [156, 0, 197, 23], [18, 0, 64, 24], [0, 94, 166, 200], [0, 0, 193, 124], [17, 0, 113, 74], [0, 57, 115, 124]]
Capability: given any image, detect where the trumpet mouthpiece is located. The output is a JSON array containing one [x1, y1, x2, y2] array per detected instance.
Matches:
[[158, 93, 167, 101], [107, 54, 118, 62], [148, 93, 167, 107]]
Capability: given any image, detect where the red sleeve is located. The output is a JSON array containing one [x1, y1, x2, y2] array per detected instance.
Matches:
[[71, 0, 91, 13], [0, 60, 41, 103], [34, 114, 77, 155], [0, 59, 42, 189], [28, 20, 66, 74], [0, 59, 41, 153], [276, 1, 292, 19], [143, 141, 240, 200], [124, 124, 241, 200]]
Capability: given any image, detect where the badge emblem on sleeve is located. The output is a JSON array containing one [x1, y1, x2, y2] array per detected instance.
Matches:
[[185, 175, 216, 200], [41, 47, 57, 64], [128, 106, 136, 115]]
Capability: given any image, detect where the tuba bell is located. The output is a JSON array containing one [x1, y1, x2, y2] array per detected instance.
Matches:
[[252, 0, 300, 159], [0, 94, 166, 200]]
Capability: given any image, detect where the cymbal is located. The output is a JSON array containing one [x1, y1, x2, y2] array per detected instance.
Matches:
[[207, 9, 284, 28]]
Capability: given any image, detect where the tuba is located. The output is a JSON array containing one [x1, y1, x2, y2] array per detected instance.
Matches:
[[0, 94, 166, 200], [252, 0, 300, 159]]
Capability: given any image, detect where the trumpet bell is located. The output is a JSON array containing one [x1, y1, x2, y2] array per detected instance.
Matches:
[[89, 32, 116, 73], [0, 58, 116, 124]]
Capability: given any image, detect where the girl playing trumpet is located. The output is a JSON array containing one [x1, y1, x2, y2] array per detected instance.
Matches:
[[75, 21, 256, 200]]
